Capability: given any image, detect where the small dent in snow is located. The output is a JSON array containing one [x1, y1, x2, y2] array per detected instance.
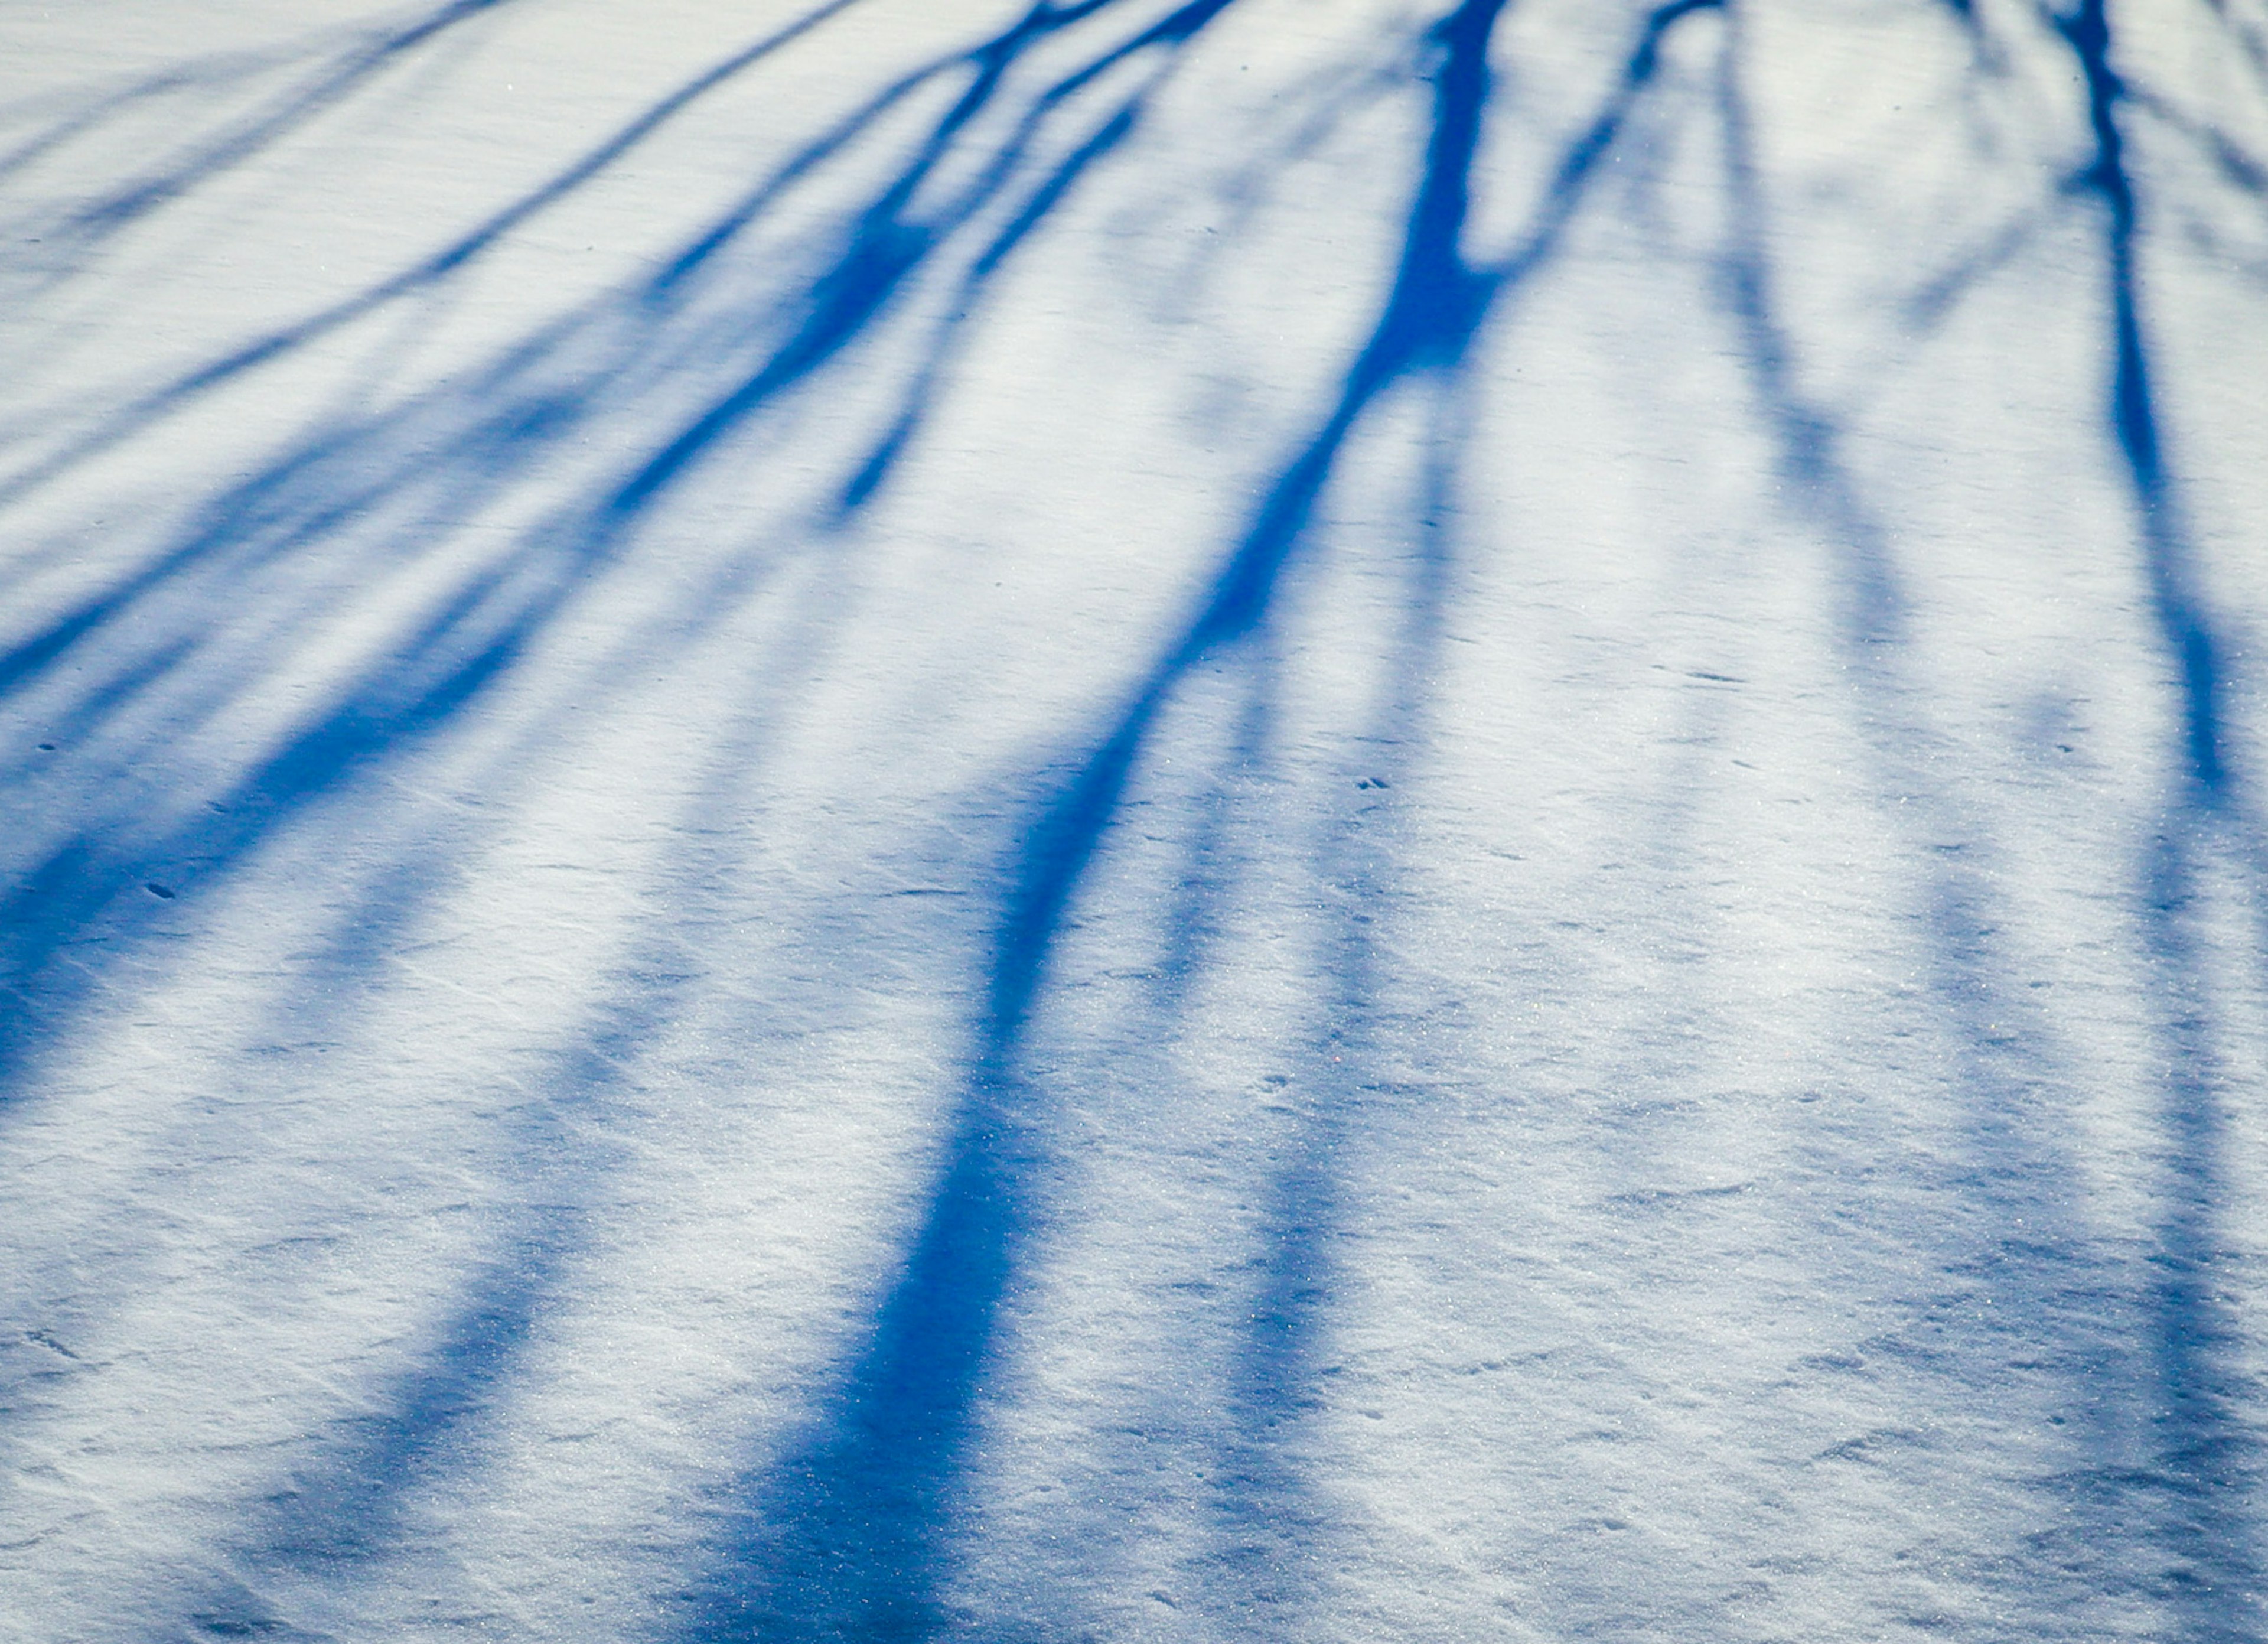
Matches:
[[24, 1329, 81, 1360], [1605, 1181, 1751, 1209], [1817, 1426, 1930, 1463], [1800, 1351, 1868, 1372]]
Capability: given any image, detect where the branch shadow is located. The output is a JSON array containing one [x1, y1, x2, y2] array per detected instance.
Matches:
[[0, 0, 516, 292], [0, 0, 1266, 1115], [11, 0, 2262, 1635], [0, 9, 1351, 1614], [675, 4, 1727, 1636], [154, 541, 869, 1640], [2059, 3, 2268, 1633], [1712, 0, 2268, 1630]]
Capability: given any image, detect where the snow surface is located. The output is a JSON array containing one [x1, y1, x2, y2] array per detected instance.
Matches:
[[2, 0, 2267, 1638]]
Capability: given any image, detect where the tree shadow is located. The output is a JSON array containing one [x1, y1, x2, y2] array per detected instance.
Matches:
[[8, 0, 2267, 1636], [1712, 0, 2268, 1632], [149, 541, 869, 1638], [2060, 2, 2268, 1632], [0, 0, 1267, 1113], [0, 6, 1325, 1620], [0, 0, 517, 293], [677, 4, 1726, 1636], [0, 1, 1403, 1633]]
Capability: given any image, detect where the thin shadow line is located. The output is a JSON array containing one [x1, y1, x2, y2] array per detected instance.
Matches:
[[678, 5, 1722, 1636]]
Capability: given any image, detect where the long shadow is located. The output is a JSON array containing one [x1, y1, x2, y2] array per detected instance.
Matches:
[[1191, 373, 1472, 1630], [0, 0, 1233, 720], [0, 0, 1228, 513], [0, 0, 1263, 1116], [1, 8, 1332, 1626], [0, 499, 913, 1644], [0, 0, 873, 614], [2059, 2, 2267, 1633], [606, 0, 1243, 523], [0, 0, 947, 530], [152, 541, 872, 1639], [0, 0, 515, 273], [1, 28, 1274, 1613], [27, 2, 2253, 1633], [1709, 9, 2150, 1629], [831, 0, 1418, 513], [0, 41, 300, 191], [679, 4, 1726, 1636], [1713, 0, 2266, 1630]]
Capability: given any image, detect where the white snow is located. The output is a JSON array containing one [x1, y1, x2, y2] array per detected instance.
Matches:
[[4, 0, 2267, 1639]]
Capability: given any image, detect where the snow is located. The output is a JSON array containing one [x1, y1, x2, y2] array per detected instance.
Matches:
[[3, 0, 2267, 1638]]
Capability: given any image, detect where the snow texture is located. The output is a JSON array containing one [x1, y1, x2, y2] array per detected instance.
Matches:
[[2, 0, 2267, 1638]]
